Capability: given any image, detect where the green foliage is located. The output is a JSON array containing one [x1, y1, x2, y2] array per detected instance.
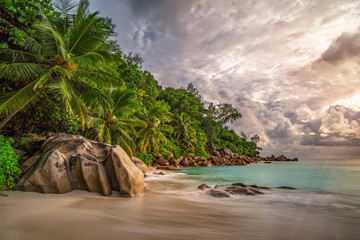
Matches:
[[195, 147, 211, 159], [173, 113, 197, 152], [0, 0, 121, 129], [118, 53, 160, 105], [168, 138, 182, 159], [135, 101, 173, 154], [88, 87, 143, 156], [17, 134, 34, 152], [0, 0, 58, 47], [135, 151, 153, 164], [27, 93, 80, 134], [214, 128, 260, 156], [0, 135, 22, 189], [158, 86, 206, 123]]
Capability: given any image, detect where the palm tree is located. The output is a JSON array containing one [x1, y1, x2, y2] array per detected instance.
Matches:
[[136, 101, 173, 154], [250, 134, 260, 143], [173, 112, 197, 152], [0, 0, 120, 128], [88, 87, 144, 156]]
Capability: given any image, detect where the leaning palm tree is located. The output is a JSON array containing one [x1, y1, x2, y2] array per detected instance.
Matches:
[[0, 0, 120, 128], [88, 87, 145, 156], [173, 112, 197, 152], [136, 101, 173, 154]]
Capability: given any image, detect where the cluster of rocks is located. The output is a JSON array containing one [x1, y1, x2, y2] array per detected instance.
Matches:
[[204, 142, 261, 166], [150, 141, 298, 169], [198, 182, 296, 198], [15, 133, 146, 197], [259, 155, 298, 162], [152, 153, 214, 169]]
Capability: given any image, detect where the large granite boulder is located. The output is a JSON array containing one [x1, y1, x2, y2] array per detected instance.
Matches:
[[16, 133, 144, 197], [131, 156, 150, 175], [218, 147, 233, 158]]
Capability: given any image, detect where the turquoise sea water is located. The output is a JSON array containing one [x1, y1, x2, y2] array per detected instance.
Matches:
[[176, 158, 360, 207], [142, 158, 360, 239]]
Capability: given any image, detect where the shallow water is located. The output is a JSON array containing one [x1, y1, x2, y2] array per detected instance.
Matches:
[[173, 158, 360, 207], [1, 158, 360, 240]]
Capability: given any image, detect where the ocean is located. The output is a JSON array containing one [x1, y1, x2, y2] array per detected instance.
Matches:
[[144, 158, 360, 240], [175, 158, 360, 207]]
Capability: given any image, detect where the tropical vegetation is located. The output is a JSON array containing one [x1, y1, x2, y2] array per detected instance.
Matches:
[[0, 135, 21, 189], [0, 0, 261, 188]]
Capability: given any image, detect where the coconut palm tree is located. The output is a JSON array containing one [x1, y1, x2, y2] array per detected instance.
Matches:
[[0, 0, 120, 128], [136, 101, 173, 154], [173, 112, 197, 152], [88, 87, 144, 156]]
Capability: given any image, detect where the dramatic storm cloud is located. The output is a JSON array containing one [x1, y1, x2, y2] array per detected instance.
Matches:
[[90, 0, 360, 157]]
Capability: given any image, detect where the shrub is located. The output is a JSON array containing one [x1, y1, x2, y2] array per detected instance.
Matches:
[[135, 151, 154, 164], [196, 147, 211, 159], [0, 135, 22, 189]]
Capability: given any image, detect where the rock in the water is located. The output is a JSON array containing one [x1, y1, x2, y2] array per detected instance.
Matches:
[[131, 156, 150, 175], [277, 186, 297, 190], [16, 133, 144, 197], [232, 182, 248, 187], [244, 188, 256, 195], [198, 184, 211, 190], [202, 182, 292, 198], [207, 189, 231, 198], [249, 188, 264, 194], [225, 186, 247, 195], [275, 155, 287, 161]]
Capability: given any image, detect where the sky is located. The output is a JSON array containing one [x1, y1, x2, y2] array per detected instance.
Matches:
[[89, 0, 360, 158]]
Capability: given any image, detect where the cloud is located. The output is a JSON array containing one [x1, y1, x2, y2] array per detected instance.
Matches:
[[300, 106, 360, 146], [321, 30, 360, 64], [88, 0, 360, 157]]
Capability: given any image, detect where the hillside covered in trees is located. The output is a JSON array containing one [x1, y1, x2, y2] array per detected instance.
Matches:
[[0, 0, 261, 174]]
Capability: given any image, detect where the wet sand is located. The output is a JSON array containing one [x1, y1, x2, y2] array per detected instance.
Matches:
[[1, 175, 360, 240]]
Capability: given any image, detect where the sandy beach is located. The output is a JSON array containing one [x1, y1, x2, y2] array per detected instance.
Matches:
[[1, 171, 360, 240]]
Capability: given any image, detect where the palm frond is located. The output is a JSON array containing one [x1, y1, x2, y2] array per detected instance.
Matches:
[[0, 62, 49, 82], [117, 118, 146, 129], [88, 117, 105, 129], [75, 67, 123, 88], [113, 127, 136, 156], [67, 10, 100, 55], [70, 78, 112, 110], [112, 88, 139, 117], [49, 77, 88, 126], [0, 17, 43, 55], [0, 78, 42, 116], [33, 13, 66, 58], [0, 48, 45, 63], [72, 50, 113, 66]]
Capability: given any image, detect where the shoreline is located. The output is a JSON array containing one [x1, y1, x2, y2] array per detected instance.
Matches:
[[2, 170, 360, 240]]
